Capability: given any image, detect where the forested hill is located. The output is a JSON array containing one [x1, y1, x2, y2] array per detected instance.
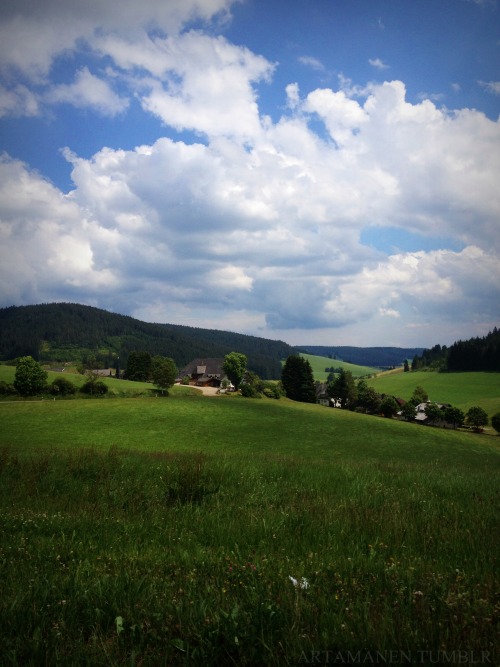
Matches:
[[0, 303, 294, 380], [298, 345, 424, 368]]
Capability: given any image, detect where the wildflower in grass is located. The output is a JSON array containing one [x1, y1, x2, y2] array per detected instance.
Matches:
[[289, 576, 309, 590]]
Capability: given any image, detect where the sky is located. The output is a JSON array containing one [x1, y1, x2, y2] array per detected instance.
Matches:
[[0, 0, 499, 348]]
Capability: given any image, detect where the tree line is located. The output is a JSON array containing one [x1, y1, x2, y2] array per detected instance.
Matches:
[[411, 328, 500, 372]]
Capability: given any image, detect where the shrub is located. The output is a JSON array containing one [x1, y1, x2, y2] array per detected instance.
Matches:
[[0, 381, 18, 396], [491, 412, 500, 435], [50, 377, 76, 396], [240, 383, 262, 398], [80, 379, 108, 396]]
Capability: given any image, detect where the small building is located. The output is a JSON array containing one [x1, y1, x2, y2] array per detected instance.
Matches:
[[412, 401, 452, 425], [315, 382, 341, 407]]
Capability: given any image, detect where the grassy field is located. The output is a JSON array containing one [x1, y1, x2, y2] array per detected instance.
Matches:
[[1, 390, 499, 665], [0, 363, 155, 397], [300, 354, 379, 381], [367, 369, 500, 420]]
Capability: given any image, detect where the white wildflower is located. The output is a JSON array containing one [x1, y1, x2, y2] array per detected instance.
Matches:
[[289, 575, 309, 589]]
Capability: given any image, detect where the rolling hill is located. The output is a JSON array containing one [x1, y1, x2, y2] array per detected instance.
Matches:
[[0, 303, 293, 380]]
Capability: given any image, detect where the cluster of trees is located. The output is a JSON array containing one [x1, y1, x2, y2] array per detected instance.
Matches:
[[3, 356, 109, 398], [125, 352, 177, 394], [222, 353, 284, 399], [411, 328, 500, 372], [0, 303, 293, 380], [3, 354, 499, 436], [411, 344, 448, 371], [279, 358, 497, 433]]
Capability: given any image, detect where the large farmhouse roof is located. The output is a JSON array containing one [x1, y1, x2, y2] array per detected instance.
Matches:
[[179, 358, 226, 379]]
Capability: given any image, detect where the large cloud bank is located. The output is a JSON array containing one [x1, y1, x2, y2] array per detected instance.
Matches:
[[0, 0, 499, 346]]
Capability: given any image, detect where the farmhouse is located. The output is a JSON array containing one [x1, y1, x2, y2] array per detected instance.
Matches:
[[178, 358, 228, 388], [413, 401, 452, 425], [315, 383, 341, 408]]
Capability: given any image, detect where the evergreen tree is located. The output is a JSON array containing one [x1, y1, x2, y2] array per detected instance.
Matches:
[[327, 369, 357, 409], [281, 355, 316, 403], [126, 351, 153, 381]]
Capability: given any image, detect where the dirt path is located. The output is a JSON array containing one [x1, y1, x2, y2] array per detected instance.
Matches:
[[176, 384, 220, 396]]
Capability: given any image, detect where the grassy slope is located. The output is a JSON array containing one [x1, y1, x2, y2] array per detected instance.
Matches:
[[1, 388, 499, 461], [300, 353, 378, 381], [367, 369, 500, 419], [0, 364, 154, 396], [0, 394, 499, 664]]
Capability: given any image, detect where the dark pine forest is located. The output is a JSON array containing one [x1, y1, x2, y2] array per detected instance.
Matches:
[[411, 328, 500, 372], [0, 303, 294, 380]]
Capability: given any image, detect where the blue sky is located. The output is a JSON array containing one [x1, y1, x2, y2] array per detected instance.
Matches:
[[0, 0, 499, 347]]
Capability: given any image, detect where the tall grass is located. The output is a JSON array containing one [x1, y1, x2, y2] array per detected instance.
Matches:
[[0, 396, 499, 664]]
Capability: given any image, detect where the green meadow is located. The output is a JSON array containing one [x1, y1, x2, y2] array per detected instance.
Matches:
[[1, 384, 499, 665], [299, 353, 378, 381], [367, 369, 500, 421]]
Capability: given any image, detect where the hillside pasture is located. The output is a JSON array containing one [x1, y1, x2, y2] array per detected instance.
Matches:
[[300, 353, 379, 381], [367, 369, 500, 420], [0, 394, 499, 664], [0, 363, 158, 397]]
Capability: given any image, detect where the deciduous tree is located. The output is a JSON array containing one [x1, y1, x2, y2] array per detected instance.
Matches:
[[223, 352, 247, 390], [400, 402, 417, 421], [152, 356, 178, 395], [14, 356, 48, 396], [380, 396, 399, 418], [356, 380, 381, 414], [465, 406, 489, 432], [424, 403, 444, 425], [411, 386, 428, 404], [444, 406, 465, 430]]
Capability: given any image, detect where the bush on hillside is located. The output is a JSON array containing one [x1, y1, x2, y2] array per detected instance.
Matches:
[[51, 377, 77, 396], [491, 412, 500, 435], [80, 379, 108, 396], [0, 380, 18, 396]]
